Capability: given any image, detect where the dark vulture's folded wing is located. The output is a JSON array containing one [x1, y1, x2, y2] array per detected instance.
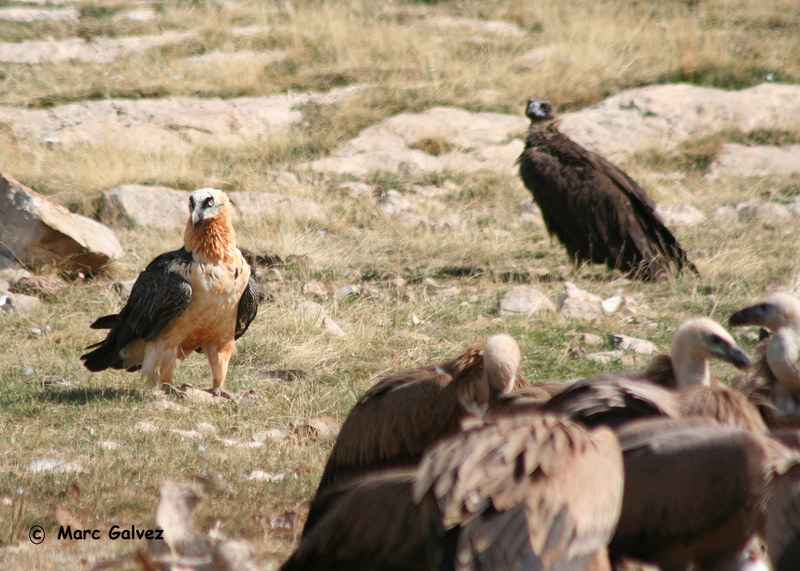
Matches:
[[235, 273, 260, 340], [81, 248, 194, 372]]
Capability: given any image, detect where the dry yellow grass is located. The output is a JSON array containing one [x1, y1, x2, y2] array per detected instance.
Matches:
[[1, 0, 800, 569]]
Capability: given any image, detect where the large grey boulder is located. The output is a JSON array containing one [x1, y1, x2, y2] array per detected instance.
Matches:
[[100, 185, 190, 229], [0, 174, 123, 272]]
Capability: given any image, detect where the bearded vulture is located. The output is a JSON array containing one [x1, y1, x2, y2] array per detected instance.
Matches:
[[518, 98, 698, 280], [81, 188, 260, 392]]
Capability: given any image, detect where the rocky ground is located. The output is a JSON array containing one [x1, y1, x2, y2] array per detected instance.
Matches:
[[1, 0, 800, 569]]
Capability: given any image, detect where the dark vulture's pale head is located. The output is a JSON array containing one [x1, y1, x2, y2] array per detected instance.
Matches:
[[483, 333, 522, 399], [189, 188, 229, 227], [673, 317, 752, 372], [729, 292, 800, 331], [525, 98, 556, 123]]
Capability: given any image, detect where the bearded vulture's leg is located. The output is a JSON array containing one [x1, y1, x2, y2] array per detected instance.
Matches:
[[141, 342, 178, 388], [206, 341, 235, 390]]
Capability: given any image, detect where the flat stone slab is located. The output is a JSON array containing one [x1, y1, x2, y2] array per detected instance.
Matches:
[[558, 83, 800, 161], [498, 285, 555, 317], [0, 85, 365, 154], [0, 173, 123, 272], [707, 143, 800, 178], [308, 106, 528, 176], [307, 83, 800, 177], [0, 31, 195, 64], [0, 7, 79, 21]]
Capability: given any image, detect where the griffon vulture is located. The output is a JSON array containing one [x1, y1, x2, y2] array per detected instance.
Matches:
[[730, 292, 800, 424], [304, 334, 522, 535], [81, 189, 260, 392], [609, 417, 799, 571], [414, 411, 624, 571], [518, 98, 697, 280], [541, 318, 762, 431], [282, 471, 427, 571]]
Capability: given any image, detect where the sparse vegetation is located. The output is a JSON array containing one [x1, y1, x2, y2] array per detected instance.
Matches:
[[1, 0, 800, 569]]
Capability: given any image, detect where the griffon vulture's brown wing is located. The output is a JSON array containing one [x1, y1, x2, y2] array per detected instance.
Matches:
[[676, 384, 767, 432], [541, 377, 680, 429], [415, 412, 623, 571], [610, 419, 793, 570], [283, 471, 426, 571]]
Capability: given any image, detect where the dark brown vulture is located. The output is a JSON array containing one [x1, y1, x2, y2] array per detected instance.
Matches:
[[540, 318, 759, 431], [518, 98, 697, 280], [281, 471, 427, 571], [81, 189, 260, 392], [609, 417, 798, 571], [730, 292, 800, 427], [304, 334, 522, 535], [413, 411, 624, 571]]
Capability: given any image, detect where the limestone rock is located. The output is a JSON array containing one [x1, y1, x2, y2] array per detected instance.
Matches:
[[100, 185, 190, 229], [0, 292, 42, 316], [558, 282, 603, 321], [608, 333, 658, 355], [0, 174, 122, 272], [707, 144, 800, 179], [0, 89, 358, 154], [0, 7, 79, 22], [252, 428, 288, 443], [112, 9, 157, 22], [333, 284, 361, 300], [655, 204, 707, 227], [558, 83, 800, 161], [0, 30, 195, 64], [583, 351, 624, 365], [498, 285, 556, 317], [601, 295, 625, 314], [737, 203, 793, 224], [295, 300, 324, 319], [308, 106, 528, 176], [710, 205, 740, 222], [577, 333, 604, 346], [291, 416, 339, 441], [322, 316, 347, 337]]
